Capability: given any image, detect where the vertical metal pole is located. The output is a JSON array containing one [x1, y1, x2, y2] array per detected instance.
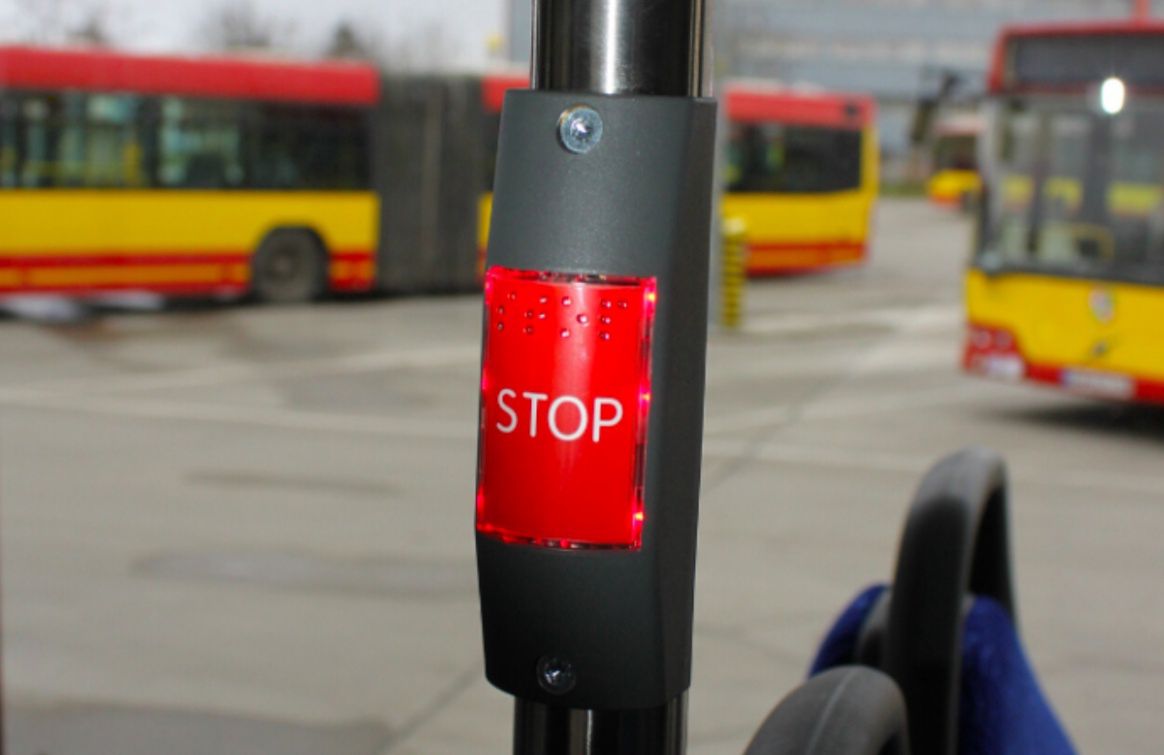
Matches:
[[514, 695, 688, 755], [507, 2, 709, 754], [532, 0, 707, 97], [1134, 0, 1151, 21]]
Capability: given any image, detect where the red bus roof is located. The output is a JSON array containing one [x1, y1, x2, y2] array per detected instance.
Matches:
[[724, 83, 876, 130], [988, 19, 1164, 93], [0, 46, 380, 106]]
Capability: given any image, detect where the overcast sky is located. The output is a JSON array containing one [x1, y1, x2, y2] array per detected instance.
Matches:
[[0, 0, 513, 70]]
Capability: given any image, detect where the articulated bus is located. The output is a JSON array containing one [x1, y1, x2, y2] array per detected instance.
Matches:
[[927, 113, 983, 210], [0, 47, 877, 303], [722, 83, 878, 275], [964, 20, 1164, 404], [0, 46, 513, 301]]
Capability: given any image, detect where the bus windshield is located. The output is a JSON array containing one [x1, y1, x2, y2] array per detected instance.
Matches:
[[726, 123, 861, 194], [934, 133, 977, 173], [980, 97, 1164, 284]]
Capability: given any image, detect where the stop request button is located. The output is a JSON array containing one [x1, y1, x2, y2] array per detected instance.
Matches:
[[476, 266, 657, 550]]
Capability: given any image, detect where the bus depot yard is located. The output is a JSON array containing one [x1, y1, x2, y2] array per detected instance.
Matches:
[[0, 199, 1159, 753]]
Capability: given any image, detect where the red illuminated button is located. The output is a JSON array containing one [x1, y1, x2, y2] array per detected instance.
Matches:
[[477, 267, 656, 550]]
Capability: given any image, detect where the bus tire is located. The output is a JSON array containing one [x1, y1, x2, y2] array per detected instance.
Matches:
[[251, 229, 327, 304]]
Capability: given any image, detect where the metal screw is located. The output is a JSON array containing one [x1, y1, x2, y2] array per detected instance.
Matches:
[[558, 106, 603, 154], [536, 656, 577, 694]]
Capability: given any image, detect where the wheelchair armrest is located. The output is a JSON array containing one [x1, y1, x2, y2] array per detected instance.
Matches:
[[743, 667, 910, 755]]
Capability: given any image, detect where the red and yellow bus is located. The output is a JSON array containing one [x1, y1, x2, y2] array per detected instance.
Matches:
[[964, 20, 1164, 404], [927, 113, 982, 210], [722, 83, 879, 275], [0, 46, 510, 301], [0, 46, 381, 300]]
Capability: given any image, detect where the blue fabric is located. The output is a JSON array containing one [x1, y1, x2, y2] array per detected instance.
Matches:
[[958, 597, 1076, 755], [808, 583, 887, 676], [810, 586, 1077, 755]]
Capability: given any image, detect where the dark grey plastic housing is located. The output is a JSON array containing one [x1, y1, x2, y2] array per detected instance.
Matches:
[[476, 89, 717, 710]]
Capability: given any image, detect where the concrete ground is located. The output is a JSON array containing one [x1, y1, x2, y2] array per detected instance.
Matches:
[[0, 199, 1160, 753]]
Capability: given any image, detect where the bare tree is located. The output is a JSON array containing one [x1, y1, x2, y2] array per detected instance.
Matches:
[[320, 18, 457, 72], [323, 20, 385, 62], [12, 0, 121, 46], [198, 0, 294, 53], [69, 4, 115, 46]]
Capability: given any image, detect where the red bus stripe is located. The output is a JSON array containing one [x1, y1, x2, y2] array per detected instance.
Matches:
[[747, 241, 866, 275], [0, 281, 248, 295], [1, 279, 377, 296], [0, 249, 376, 296], [1025, 362, 1164, 405], [0, 46, 379, 106], [331, 250, 375, 263], [330, 278, 375, 293], [964, 320, 1164, 406], [0, 253, 247, 269], [749, 240, 866, 253], [0, 249, 374, 269]]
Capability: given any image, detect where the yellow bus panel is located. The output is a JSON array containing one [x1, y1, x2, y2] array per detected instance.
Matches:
[[928, 170, 981, 208], [964, 269, 1164, 402], [0, 191, 378, 295]]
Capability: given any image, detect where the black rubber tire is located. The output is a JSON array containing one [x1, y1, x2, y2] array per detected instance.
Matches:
[[251, 230, 326, 304]]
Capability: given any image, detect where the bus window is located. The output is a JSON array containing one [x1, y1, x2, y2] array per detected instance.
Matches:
[[987, 103, 1164, 280], [0, 92, 147, 189], [1111, 110, 1164, 267], [82, 95, 145, 187], [16, 95, 65, 188], [727, 124, 782, 192], [934, 134, 977, 172], [1112, 112, 1164, 186], [785, 127, 861, 193], [1040, 113, 1088, 227], [727, 123, 861, 194], [158, 98, 247, 189], [253, 104, 369, 190], [0, 96, 16, 188]]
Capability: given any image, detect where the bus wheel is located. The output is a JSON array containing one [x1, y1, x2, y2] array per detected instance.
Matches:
[[252, 230, 326, 304]]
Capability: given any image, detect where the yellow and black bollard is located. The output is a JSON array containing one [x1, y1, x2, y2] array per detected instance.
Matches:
[[721, 217, 747, 330]]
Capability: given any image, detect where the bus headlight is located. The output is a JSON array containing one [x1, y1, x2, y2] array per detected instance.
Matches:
[[1100, 77, 1126, 116]]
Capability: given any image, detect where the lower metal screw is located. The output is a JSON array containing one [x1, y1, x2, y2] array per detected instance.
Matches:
[[537, 656, 577, 694]]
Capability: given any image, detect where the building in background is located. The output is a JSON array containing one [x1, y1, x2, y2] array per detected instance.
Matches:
[[507, 0, 1156, 182]]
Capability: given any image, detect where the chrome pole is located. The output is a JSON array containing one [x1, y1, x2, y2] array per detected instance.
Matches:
[[532, 0, 707, 96], [509, 3, 709, 754]]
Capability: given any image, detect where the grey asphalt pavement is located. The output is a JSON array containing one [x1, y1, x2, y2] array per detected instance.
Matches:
[[1, 199, 1161, 753]]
